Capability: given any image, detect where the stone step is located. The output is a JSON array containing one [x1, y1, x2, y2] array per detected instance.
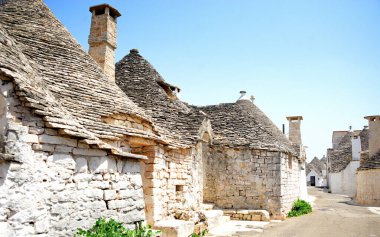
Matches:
[[205, 220, 269, 237], [154, 220, 194, 237], [202, 203, 215, 211], [204, 210, 230, 230], [222, 209, 270, 221]]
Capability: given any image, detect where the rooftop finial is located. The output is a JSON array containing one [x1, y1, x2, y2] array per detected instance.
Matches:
[[250, 95, 255, 103], [130, 49, 139, 54], [237, 91, 251, 102]]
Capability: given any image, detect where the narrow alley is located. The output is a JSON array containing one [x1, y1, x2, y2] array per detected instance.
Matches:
[[208, 187, 380, 237]]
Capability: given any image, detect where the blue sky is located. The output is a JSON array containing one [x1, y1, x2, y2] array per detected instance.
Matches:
[[45, 0, 380, 161]]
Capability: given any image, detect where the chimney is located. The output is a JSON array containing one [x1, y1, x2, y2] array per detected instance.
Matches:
[[237, 91, 251, 102], [364, 115, 380, 157], [88, 4, 121, 82], [286, 116, 303, 145]]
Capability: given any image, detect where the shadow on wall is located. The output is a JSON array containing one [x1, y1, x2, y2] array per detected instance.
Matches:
[[0, 161, 10, 186]]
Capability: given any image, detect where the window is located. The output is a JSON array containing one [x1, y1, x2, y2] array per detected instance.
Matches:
[[175, 185, 184, 192], [157, 81, 179, 100]]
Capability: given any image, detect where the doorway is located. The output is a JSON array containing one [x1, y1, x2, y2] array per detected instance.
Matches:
[[310, 176, 316, 186]]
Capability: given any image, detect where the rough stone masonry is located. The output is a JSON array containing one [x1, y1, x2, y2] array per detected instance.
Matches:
[[0, 0, 307, 236]]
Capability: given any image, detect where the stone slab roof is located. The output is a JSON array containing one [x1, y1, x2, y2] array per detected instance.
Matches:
[[116, 50, 208, 148], [358, 128, 379, 170], [198, 100, 295, 153], [320, 156, 327, 164], [359, 128, 369, 151], [306, 157, 325, 176], [329, 132, 352, 173], [359, 151, 380, 170], [0, 0, 162, 157]]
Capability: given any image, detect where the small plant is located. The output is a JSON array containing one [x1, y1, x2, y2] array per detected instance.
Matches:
[[287, 199, 312, 217], [190, 230, 208, 237], [75, 218, 161, 237]]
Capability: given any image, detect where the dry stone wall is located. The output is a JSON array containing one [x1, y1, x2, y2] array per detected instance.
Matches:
[[205, 147, 301, 218], [138, 143, 204, 225], [279, 154, 301, 217], [0, 82, 145, 236], [205, 147, 282, 216]]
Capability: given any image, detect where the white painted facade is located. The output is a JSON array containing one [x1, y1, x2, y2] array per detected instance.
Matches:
[[306, 169, 325, 187], [351, 136, 362, 161], [299, 163, 308, 200], [328, 161, 360, 197]]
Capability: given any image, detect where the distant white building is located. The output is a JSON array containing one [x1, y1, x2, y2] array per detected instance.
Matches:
[[327, 129, 369, 197], [306, 157, 327, 187]]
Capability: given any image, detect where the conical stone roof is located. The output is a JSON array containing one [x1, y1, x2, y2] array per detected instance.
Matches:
[[358, 128, 380, 170], [329, 132, 352, 173], [198, 100, 295, 153], [306, 157, 325, 176], [0, 0, 161, 157], [116, 49, 207, 148], [359, 151, 380, 170], [359, 128, 369, 152]]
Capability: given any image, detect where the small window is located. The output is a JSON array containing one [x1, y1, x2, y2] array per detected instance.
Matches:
[[175, 185, 184, 192], [157, 81, 179, 100]]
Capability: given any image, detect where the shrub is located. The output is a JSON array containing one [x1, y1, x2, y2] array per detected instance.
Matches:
[[75, 218, 161, 237], [190, 230, 208, 237], [287, 199, 312, 217]]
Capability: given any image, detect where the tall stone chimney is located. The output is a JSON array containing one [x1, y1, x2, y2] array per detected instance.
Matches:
[[88, 4, 121, 82], [364, 115, 380, 157], [286, 116, 303, 145]]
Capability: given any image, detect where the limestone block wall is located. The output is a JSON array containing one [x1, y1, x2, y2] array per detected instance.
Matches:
[[139, 143, 204, 224], [356, 169, 380, 206], [0, 82, 145, 236], [329, 161, 360, 197], [280, 154, 302, 217], [205, 147, 284, 216]]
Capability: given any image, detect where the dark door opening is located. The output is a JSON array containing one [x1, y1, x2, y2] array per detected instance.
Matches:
[[310, 176, 316, 186]]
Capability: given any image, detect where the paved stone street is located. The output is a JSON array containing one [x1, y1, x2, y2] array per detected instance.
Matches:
[[208, 187, 380, 237]]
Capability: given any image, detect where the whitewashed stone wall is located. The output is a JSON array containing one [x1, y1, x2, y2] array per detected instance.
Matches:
[[138, 143, 204, 225], [329, 160, 360, 197], [205, 147, 301, 218], [280, 154, 301, 217], [0, 82, 145, 236]]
